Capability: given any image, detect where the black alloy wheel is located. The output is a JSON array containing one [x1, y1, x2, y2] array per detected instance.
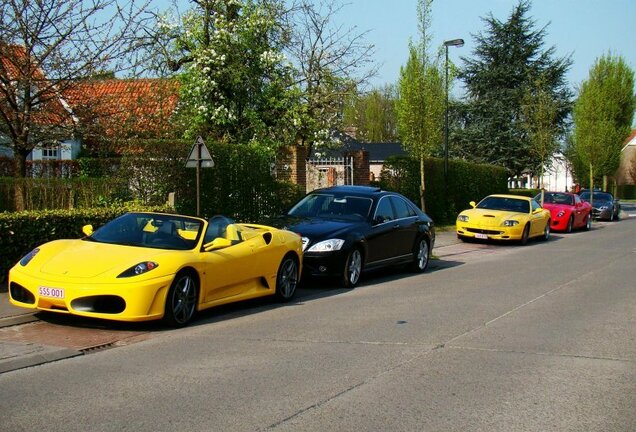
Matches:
[[275, 255, 299, 301], [566, 216, 574, 233], [164, 272, 198, 327]]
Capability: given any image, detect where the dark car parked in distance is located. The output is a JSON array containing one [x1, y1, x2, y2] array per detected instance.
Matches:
[[579, 189, 621, 221], [276, 185, 435, 287]]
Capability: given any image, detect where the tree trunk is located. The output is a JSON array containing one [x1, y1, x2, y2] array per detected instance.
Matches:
[[419, 154, 426, 212], [13, 153, 27, 211]]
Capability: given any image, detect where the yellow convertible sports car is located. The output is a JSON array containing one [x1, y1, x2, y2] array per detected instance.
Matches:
[[456, 194, 551, 245], [9, 212, 303, 326]]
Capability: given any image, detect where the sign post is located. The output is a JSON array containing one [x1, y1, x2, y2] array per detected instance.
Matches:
[[185, 136, 214, 216]]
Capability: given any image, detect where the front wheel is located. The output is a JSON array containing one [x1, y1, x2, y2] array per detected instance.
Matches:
[[164, 272, 198, 327], [584, 213, 592, 231], [566, 216, 573, 233], [275, 255, 299, 302], [410, 238, 430, 273], [342, 248, 362, 288], [541, 220, 551, 241], [519, 224, 530, 246]]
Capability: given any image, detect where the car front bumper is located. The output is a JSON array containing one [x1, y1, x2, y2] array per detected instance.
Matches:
[[456, 223, 524, 241], [8, 267, 174, 322]]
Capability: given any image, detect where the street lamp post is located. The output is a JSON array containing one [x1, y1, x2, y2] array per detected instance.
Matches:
[[443, 38, 464, 178]]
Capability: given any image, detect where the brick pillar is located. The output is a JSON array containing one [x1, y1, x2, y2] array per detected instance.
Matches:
[[276, 145, 307, 188], [345, 150, 370, 186]]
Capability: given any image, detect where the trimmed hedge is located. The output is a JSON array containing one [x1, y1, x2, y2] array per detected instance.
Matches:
[[0, 177, 131, 211], [379, 156, 509, 225], [0, 204, 172, 283], [508, 188, 541, 198], [617, 184, 636, 200]]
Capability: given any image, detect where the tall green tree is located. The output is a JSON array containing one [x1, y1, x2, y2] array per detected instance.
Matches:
[[521, 75, 561, 187], [456, 0, 572, 177], [396, 45, 444, 211], [572, 53, 635, 189], [343, 84, 398, 142], [149, 0, 301, 149], [395, 0, 444, 211]]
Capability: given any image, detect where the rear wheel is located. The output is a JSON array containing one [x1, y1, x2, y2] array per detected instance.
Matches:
[[410, 238, 430, 273], [342, 247, 362, 288], [275, 255, 299, 301], [164, 272, 198, 327]]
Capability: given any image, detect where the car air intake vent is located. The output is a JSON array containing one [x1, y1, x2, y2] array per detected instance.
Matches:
[[71, 295, 126, 314], [10, 283, 35, 304]]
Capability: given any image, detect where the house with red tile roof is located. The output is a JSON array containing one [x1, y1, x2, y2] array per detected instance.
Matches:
[[1, 43, 180, 162], [0, 43, 79, 161]]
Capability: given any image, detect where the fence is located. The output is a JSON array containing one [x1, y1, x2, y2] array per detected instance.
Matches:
[[306, 156, 354, 192]]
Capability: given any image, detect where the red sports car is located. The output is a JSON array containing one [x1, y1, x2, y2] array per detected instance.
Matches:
[[534, 192, 592, 232]]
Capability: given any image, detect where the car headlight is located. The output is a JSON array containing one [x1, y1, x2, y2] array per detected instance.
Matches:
[[457, 215, 469, 222], [117, 261, 159, 278], [307, 239, 345, 253], [19, 248, 40, 266], [502, 220, 519, 227], [557, 210, 565, 217]]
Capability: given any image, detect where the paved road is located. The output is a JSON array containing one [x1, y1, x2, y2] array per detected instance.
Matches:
[[0, 217, 634, 431]]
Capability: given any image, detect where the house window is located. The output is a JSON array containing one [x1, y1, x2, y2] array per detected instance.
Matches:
[[41, 144, 60, 160]]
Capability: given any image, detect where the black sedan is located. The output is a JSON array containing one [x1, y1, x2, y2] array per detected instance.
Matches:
[[277, 186, 435, 287], [579, 190, 621, 221]]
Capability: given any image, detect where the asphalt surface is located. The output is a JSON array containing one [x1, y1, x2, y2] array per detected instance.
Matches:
[[0, 207, 634, 431], [2, 203, 634, 375]]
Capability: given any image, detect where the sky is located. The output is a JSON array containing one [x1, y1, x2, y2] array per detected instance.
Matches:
[[334, 0, 635, 92], [154, 0, 635, 94]]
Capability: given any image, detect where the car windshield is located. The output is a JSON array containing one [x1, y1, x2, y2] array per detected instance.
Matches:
[[538, 193, 574, 206], [288, 193, 373, 222], [580, 191, 612, 202], [477, 196, 530, 213], [86, 213, 203, 250]]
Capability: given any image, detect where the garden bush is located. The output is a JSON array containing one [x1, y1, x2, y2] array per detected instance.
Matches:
[[379, 156, 509, 225], [0, 204, 172, 283]]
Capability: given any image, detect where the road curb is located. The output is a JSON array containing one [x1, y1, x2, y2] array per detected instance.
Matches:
[[0, 342, 82, 374]]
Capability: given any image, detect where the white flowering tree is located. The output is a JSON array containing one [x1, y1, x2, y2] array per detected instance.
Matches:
[[148, 0, 301, 150]]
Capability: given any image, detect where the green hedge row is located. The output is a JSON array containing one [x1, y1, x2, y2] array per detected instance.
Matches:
[[617, 184, 636, 200], [0, 177, 131, 211], [508, 188, 541, 198], [0, 204, 172, 283], [379, 156, 509, 225]]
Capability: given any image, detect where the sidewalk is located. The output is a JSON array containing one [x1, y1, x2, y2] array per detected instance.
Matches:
[[0, 284, 82, 374], [0, 229, 461, 374]]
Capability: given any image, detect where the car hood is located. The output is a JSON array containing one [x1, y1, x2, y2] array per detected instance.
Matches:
[[542, 203, 572, 212], [462, 208, 525, 226], [589, 200, 612, 207], [33, 239, 172, 279], [275, 216, 364, 240]]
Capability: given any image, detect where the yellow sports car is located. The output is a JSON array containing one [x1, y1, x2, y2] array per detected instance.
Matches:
[[456, 194, 551, 245], [8, 212, 303, 326]]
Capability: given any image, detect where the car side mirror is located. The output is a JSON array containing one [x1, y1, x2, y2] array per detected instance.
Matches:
[[373, 216, 386, 225], [82, 225, 94, 236], [204, 237, 233, 252], [469, 201, 476, 208]]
